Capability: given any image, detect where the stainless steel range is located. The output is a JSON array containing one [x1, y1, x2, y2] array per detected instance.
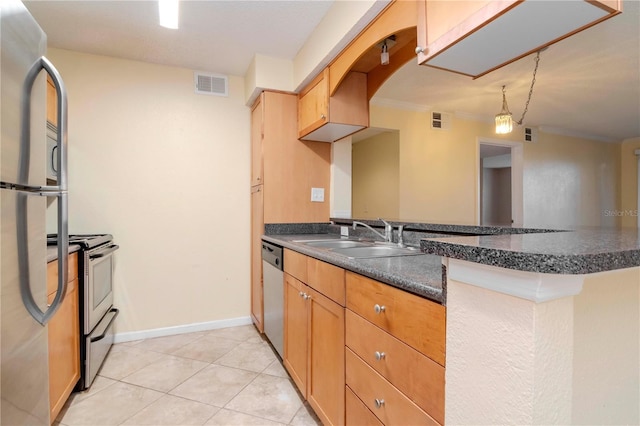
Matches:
[[48, 233, 119, 390]]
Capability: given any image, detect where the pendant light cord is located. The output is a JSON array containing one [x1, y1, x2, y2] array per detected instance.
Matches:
[[516, 50, 541, 126]]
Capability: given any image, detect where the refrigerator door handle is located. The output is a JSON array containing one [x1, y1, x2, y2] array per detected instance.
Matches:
[[42, 55, 68, 190], [17, 192, 68, 325], [18, 56, 69, 325]]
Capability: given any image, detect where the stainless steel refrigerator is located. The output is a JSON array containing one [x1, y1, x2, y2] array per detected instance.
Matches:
[[1, 1, 69, 424]]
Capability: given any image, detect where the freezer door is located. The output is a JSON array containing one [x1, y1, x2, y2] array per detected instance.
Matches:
[[0, 0, 47, 187], [1, 1, 51, 425]]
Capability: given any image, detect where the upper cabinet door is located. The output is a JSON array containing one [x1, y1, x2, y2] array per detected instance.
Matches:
[[250, 93, 264, 187], [416, 0, 622, 78], [297, 69, 369, 143], [298, 69, 329, 139]]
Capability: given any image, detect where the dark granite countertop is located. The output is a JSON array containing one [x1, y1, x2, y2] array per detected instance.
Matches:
[[47, 244, 81, 263], [262, 233, 445, 305], [421, 228, 640, 274]]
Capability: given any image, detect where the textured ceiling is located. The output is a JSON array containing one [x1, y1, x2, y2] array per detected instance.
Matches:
[[24, 0, 334, 76], [24, 0, 640, 142]]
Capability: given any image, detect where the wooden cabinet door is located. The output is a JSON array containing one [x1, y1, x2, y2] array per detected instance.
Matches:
[[48, 279, 80, 422], [298, 68, 329, 139], [283, 273, 308, 395], [250, 185, 264, 332], [250, 94, 263, 187], [47, 254, 80, 425], [307, 286, 345, 426]]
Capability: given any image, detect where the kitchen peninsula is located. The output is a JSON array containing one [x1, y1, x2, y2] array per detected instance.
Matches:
[[265, 220, 640, 425]]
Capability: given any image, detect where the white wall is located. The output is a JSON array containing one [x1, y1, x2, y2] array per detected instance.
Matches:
[[48, 48, 251, 335]]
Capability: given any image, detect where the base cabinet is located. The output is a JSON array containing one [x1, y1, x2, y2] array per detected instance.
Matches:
[[345, 271, 446, 425], [47, 253, 80, 424], [283, 249, 345, 426], [282, 248, 447, 426], [250, 185, 264, 332]]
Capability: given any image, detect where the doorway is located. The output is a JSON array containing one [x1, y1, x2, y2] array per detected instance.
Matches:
[[477, 139, 523, 227]]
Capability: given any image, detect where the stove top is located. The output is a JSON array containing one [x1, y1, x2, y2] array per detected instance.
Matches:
[[47, 234, 113, 249]]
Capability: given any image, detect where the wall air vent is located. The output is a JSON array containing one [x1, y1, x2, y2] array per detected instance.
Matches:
[[431, 111, 451, 130], [524, 127, 538, 142], [194, 72, 228, 96]]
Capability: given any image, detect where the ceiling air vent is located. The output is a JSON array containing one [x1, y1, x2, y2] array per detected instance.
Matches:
[[194, 72, 228, 96], [431, 111, 451, 130]]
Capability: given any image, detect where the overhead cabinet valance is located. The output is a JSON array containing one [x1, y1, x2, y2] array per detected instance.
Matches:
[[416, 0, 622, 78]]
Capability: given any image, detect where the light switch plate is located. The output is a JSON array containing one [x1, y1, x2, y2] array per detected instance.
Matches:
[[311, 187, 325, 202]]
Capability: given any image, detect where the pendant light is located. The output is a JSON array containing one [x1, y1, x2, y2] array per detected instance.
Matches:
[[495, 50, 542, 134], [495, 86, 513, 134]]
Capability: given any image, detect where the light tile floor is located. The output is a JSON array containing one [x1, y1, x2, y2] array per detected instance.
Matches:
[[56, 325, 322, 426]]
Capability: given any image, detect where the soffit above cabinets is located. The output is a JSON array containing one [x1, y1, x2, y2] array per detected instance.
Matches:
[[421, 0, 621, 78]]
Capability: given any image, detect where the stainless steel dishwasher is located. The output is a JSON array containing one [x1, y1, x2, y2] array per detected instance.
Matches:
[[262, 241, 284, 357]]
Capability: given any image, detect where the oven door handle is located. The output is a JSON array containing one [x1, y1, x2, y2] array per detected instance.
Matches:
[[90, 244, 120, 259], [90, 308, 119, 342]]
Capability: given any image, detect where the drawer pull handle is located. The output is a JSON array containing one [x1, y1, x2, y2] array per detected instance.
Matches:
[[374, 351, 386, 361], [374, 304, 386, 314], [374, 398, 385, 408]]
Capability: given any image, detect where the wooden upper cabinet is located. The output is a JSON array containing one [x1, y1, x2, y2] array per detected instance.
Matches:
[[46, 75, 57, 127], [298, 68, 368, 143], [416, 0, 622, 78], [250, 94, 264, 187]]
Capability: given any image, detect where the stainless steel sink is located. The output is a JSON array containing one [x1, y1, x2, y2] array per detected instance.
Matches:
[[301, 240, 372, 249], [293, 238, 423, 258], [329, 245, 423, 259]]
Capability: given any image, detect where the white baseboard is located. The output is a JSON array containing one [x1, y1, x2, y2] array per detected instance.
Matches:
[[113, 316, 253, 343]]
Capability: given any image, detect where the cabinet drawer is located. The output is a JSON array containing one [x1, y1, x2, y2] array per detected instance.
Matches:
[[346, 386, 383, 426], [47, 277, 78, 304], [345, 271, 446, 366], [47, 252, 78, 296], [307, 257, 345, 306], [346, 310, 444, 424], [346, 348, 439, 426], [284, 249, 307, 283]]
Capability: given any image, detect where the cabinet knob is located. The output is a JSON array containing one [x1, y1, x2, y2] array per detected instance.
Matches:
[[299, 291, 305, 298], [374, 304, 386, 314], [374, 398, 385, 408], [320, 114, 326, 120], [415, 46, 425, 55], [374, 351, 386, 361], [304, 294, 312, 300]]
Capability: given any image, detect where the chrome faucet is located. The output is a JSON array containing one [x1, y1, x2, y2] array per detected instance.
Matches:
[[378, 218, 393, 242], [352, 218, 394, 243], [352, 220, 388, 242]]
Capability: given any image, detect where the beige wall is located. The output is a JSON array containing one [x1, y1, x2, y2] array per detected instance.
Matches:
[[367, 103, 622, 228], [48, 48, 251, 335], [352, 132, 399, 219], [523, 132, 620, 229], [446, 263, 640, 424], [572, 267, 640, 424], [620, 137, 640, 228]]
